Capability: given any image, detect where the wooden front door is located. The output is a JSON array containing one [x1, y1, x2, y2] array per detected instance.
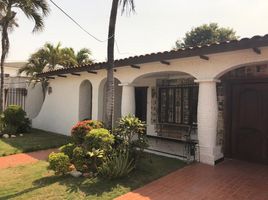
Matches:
[[231, 83, 268, 164]]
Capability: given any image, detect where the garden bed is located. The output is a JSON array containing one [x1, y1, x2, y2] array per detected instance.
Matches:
[[0, 129, 72, 157], [0, 153, 185, 200]]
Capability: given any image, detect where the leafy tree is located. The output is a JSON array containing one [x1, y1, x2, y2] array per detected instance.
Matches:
[[106, 0, 135, 129], [0, 0, 50, 112], [175, 23, 239, 49]]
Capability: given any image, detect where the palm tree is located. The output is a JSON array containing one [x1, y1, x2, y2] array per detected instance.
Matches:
[[76, 48, 93, 66], [18, 51, 48, 100], [106, 0, 135, 129], [19, 42, 93, 99], [0, 0, 50, 112], [60, 47, 92, 68]]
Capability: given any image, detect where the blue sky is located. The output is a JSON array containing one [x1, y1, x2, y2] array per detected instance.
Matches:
[[6, 0, 268, 62]]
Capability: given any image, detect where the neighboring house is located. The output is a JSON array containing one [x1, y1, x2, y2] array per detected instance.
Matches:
[[3, 62, 28, 110], [33, 34, 268, 166]]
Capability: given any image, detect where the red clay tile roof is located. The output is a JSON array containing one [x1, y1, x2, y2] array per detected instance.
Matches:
[[37, 34, 268, 77]]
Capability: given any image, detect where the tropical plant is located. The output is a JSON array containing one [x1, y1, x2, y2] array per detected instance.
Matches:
[[71, 120, 103, 144], [1, 105, 31, 134], [19, 43, 93, 99], [84, 128, 114, 151], [0, 0, 50, 112], [114, 115, 148, 161], [48, 152, 70, 175], [175, 23, 239, 49], [98, 150, 135, 179], [59, 143, 76, 160], [106, 0, 135, 129]]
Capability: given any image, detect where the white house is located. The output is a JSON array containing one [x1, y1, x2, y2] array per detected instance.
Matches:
[[32, 34, 268, 165], [2, 62, 29, 110]]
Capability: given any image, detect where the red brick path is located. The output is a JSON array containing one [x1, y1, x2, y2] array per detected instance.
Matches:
[[115, 159, 268, 200], [0, 148, 58, 169]]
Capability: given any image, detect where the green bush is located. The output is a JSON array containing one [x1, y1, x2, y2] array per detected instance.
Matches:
[[114, 115, 148, 161], [1, 105, 31, 134], [59, 143, 76, 159], [98, 150, 135, 179], [72, 146, 89, 172], [71, 120, 103, 144], [84, 128, 114, 151], [48, 152, 70, 175]]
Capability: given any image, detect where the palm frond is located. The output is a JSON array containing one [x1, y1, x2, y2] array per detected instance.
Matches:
[[119, 0, 135, 15]]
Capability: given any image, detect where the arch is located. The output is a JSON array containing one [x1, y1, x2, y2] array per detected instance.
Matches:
[[98, 78, 122, 124], [132, 71, 196, 84], [126, 69, 198, 84], [215, 60, 268, 79], [79, 80, 92, 121]]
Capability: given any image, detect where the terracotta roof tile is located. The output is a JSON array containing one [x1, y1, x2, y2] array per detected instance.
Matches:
[[38, 34, 268, 77]]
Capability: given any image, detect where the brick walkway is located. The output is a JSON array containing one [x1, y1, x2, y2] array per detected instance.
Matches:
[[115, 159, 268, 200], [0, 148, 57, 169]]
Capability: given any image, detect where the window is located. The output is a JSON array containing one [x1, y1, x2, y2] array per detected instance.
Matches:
[[158, 85, 198, 125]]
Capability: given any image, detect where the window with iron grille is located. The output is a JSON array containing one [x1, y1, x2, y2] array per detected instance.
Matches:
[[157, 80, 198, 125], [4, 88, 27, 110]]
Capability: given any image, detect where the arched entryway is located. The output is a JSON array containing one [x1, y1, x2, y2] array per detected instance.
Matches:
[[218, 63, 268, 164], [98, 78, 122, 125], [130, 71, 198, 157], [79, 80, 92, 121]]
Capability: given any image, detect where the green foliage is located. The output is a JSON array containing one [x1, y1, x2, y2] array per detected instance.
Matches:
[[1, 105, 31, 134], [48, 152, 70, 175], [18, 43, 93, 99], [59, 143, 76, 159], [114, 115, 148, 161], [175, 23, 239, 49], [72, 146, 89, 172], [84, 128, 114, 151], [71, 120, 103, 144], [98, 150, 135, 179]]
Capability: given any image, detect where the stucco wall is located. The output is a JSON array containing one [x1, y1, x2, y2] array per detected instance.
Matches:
[[32, 47, 268, 137], [25, 83, 44, 119]]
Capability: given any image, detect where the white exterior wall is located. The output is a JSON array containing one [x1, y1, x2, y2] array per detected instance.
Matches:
[[32, 47, 268, 163], [25, 83, 44, 119]]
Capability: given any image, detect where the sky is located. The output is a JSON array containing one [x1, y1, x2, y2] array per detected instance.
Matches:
[[5, 0, 268, 63]]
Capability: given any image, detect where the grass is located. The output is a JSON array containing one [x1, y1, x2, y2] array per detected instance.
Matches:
[[0, 129, 72, 157], [0, 153, 186, 200]]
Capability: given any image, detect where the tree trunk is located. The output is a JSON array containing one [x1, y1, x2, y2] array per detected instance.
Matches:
[[106, 0, 119, 130], [0, 25, 10, 112], [0, 10, 16, 113]]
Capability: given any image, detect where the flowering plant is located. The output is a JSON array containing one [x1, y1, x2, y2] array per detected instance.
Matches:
[[71, 120, 103, 144]]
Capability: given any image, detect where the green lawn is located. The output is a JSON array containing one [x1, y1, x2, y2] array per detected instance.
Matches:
[[0, 129, 72, 157], [0, 153, 185, 200]]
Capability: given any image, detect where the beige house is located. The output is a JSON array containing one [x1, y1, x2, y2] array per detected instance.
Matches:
[[32, 34, 268, 165]]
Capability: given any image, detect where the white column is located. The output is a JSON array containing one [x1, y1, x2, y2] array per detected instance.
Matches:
[[195, 79, 223, 165], [91, 83, 99, 120], [120, 83, 135, 116]]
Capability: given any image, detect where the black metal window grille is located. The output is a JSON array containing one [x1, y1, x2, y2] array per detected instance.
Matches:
[[158, 85, 198, 125], [4, 88, 27, 110]]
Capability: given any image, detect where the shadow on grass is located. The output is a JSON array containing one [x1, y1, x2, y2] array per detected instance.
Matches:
[[0, 154, 186, 200], [0, 129, 72, 157]]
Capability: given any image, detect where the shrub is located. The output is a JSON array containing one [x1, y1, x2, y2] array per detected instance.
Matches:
[[59, 143, 76, 159], [71, 120, 103, 144], [84, 128, 114, 151], [98, 150, 135, 179], [1, 105, 31, 134], [114, 115, 148, 161], [72, 146, 89, 172], [48, 152, 70, 175]]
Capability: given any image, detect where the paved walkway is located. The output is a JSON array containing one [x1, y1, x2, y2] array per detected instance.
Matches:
[[115, 159, 268, 200], [0, 148, 58, 169]]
